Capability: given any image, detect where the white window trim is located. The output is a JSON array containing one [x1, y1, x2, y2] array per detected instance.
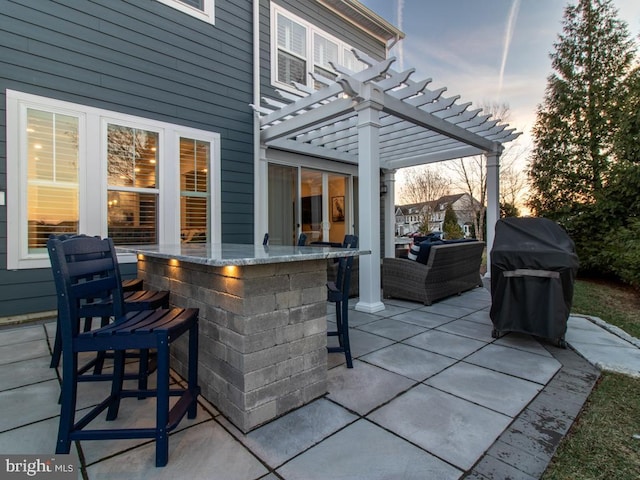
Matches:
[[270, 4, 359, 94], [156, 0, 215, 24], [6, 90, 221, 270]]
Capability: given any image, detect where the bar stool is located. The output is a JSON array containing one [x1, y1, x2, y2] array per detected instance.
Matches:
[[47, 235, 199, 467], [327, 235, 358, 368], [48, 234, 169, 389]]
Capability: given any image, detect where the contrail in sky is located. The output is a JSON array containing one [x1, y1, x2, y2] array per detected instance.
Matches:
[[396, 0, 404, 70], [498, 0, 520, 101]]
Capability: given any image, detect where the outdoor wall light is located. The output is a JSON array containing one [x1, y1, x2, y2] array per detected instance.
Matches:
[[380, 182, 388, 196]]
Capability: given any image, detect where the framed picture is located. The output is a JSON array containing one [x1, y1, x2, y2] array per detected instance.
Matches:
[[331, 196, 345, 222]]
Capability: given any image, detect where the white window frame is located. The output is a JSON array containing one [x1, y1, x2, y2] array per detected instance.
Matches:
[[156, 0, 215, 24], [270, 4, 362, 94], [6, 90, 221, 270]]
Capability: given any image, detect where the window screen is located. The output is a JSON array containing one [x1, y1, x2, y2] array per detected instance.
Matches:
[[277, 13, 307, 86], [107, 125, 159, 245], [26, 109, 79, 252], [180, 138, 210, 243]]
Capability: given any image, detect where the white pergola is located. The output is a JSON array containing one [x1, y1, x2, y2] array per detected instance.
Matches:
[[257, 51, 520, 313]]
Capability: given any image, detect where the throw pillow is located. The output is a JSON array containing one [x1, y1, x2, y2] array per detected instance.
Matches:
[[408, 243, 420, 261]]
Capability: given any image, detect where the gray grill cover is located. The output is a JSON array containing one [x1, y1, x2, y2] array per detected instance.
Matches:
[[489, 217, 579, 340]]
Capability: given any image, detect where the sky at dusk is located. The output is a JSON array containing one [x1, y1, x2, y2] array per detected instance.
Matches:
[[358, 0, 640, 198]]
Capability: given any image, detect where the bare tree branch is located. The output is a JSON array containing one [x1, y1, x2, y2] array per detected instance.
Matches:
[[398, 165, 451, 204]]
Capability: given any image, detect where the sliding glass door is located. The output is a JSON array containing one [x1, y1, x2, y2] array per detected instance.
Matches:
[[268, 164, 298, 245], [269, 164, 351, 245]]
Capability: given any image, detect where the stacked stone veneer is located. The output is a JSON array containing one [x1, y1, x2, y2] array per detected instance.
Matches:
[[137, 255, 329, 432]]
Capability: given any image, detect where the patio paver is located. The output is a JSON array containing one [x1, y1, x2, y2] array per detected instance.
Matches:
[[0, 287, 618, 479]]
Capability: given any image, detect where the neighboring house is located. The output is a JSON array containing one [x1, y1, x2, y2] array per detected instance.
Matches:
[[396, 193, 481, 238], [394, 204, 425, 235], [428, 193, 481, 237], [0, 0, 400, 317]]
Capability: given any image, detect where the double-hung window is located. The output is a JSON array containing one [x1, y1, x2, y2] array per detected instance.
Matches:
[[271, 5, 364, 92], [6, 90, 220, 269]]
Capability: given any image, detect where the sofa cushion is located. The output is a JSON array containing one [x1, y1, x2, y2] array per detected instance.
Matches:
[[442, 238, 477, 245], [416, 240, 444, 264]]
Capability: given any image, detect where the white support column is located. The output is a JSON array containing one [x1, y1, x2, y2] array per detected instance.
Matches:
[[484, 146, 502, 277], [383, 169, 397, 259], [355, 84, 385, 313], [254, 140, 269, 244]]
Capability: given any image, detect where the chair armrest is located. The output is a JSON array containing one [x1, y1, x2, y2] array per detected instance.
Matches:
[[382, 257, 431, 303]]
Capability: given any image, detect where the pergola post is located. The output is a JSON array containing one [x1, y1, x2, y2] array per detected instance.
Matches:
[[355, 84, 385, 313], [254, 144, 268, 244], [484, 146, 502, 276], [383, 169, 397, 259]]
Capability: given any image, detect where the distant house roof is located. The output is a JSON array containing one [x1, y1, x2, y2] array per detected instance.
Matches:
[[318, 0, 405, 44], [396, 202, 425, 215], [433, 193, 466, 211], [397, 193, 477, 214]]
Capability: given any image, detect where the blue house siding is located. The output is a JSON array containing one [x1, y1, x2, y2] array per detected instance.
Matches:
[[0, 0, 254, 317]]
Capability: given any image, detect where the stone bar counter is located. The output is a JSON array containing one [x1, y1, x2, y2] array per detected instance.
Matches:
[[117, 243, 367, 433]]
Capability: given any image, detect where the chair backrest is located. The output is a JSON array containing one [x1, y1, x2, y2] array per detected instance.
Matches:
[[297, 233, 307, 246], [48, 236, 126, 343], [336, 235, 358, 293], [342, 234, 358, 249], [263, 233, 269, 245]]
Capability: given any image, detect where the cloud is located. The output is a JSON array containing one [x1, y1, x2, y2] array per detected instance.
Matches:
[[396, 0, 404, 70], [498, 0, 521, 101]]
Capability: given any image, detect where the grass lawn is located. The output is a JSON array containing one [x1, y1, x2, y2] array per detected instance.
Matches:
[[571, 278, 640, 338], [542, 278, 640, 479]]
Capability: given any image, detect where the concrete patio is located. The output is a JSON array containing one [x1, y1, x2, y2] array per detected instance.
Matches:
[[0, 286, 603, 479]]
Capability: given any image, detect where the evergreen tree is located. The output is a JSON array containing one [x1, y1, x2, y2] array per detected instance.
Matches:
[[528, 0, 636, 219], [500, 202, 520, 218], [613, 66, 640, 164], [442, 204, 464, 239]]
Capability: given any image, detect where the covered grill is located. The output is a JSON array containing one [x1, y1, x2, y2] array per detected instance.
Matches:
[[489, 217, 579, 347]]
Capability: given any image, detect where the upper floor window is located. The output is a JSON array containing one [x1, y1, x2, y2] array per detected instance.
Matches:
[[157, 0, 214, 24], [271, 5, 364, 93]]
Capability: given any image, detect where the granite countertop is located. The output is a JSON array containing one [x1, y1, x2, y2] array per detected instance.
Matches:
[[117, 243, 369, 267]]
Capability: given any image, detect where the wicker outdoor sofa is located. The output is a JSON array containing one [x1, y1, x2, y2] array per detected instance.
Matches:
[[382, 240, 485, 305]]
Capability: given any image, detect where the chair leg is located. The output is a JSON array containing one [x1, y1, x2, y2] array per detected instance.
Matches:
[[335, 303, 344, 348], [155, 336, 170, 467], [106, 350, 126, 421], [56, 352, 78, 454], [187, 321, 199, 419], [50, 318, 62, 368], [92, 316, 111, 375], [51, 311, 91, 369], [340, 300, 353, 368]]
